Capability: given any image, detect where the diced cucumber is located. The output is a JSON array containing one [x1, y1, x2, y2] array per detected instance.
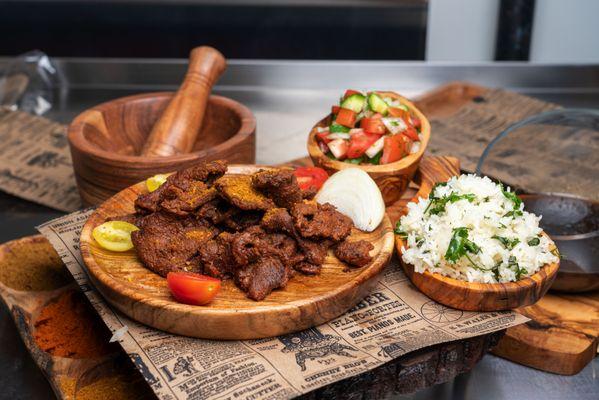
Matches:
[[340, 94, 366, 113], [367, 93, 389, 115], [329, 123, 350, 133]]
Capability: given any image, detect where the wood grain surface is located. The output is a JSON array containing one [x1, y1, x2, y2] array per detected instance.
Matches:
[[393, 155, 560, 311], [307, 91, 431, 206], [79, 165, 395, 340], [141, 46, 226, 157], [68, 92, 256, 206], [492, 291, 599, 375]]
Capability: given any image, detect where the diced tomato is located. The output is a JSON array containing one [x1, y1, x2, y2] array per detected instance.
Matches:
[[388, 107, 411, 121], [336, 108, 357, 128], [331, 105, 340, 115], [412, 116, 421, 129], [347, 131, 381, 159], [327, 138, 349, 159], [360, 117, 386, 135], [294, 167, 329, 191], [372, 113, 383, 119], [344, 89, 361, 98], [167, 272, 221, 306], [381, 134, 410, 164], [316, 129, 331, 144], [403, 125, 420, 141]]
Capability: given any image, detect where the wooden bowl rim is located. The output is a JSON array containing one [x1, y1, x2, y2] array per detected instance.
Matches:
[[67, 92, 256, 165], [395, 235, 560, 294], [307, 91, 430, 172], [80, 165, 395, 316]]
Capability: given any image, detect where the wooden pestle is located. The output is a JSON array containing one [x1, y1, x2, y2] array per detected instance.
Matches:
[[141, 46, 226, 157]]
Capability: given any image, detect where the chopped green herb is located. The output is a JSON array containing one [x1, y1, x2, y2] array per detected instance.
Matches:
[[346, 157, 363, 165], [393, 222, 408, 239], [445, 227, 481, 269], [503, 210, 523, 218], [368, 151, 383, 165], [550, 248, 562, 259], [508, 256, 527, 280], [492, 235, 520, 250], [425, 191, 476, 215], [416, 237, 425, 247], [493, 260, 502, 281], [326, 152, 337, 160], [527, 237, 540, 246]]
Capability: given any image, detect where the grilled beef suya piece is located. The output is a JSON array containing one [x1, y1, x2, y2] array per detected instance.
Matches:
[[135, 160, 226, 214], [252, 169, 303, 209], [127, 160, 374, 301], [235, 256, 292, 301], [291, 202, 353, 242], [131, 212, 216, 277], [335, 240, 374, 267], [215, 175, 275, 211]]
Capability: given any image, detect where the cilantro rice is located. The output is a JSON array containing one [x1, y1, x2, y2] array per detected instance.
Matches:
[[397, 174, 559, 283]]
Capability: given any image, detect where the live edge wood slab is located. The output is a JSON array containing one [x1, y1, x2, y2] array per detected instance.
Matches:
[[79, 165, 395, 340]]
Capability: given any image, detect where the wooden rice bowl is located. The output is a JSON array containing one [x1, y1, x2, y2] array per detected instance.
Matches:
[[395, 237, 559, 311], [80, 165, 395, 340], [307, 91, 431, 206]]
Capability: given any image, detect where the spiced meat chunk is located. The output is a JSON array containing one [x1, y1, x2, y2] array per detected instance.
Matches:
[[291, 202, 353, 242], [230, 226, 265, 266], [334, 240, 374, 267], [134, 160, 226, 215], [293, 261, 321, 275], [261, 208, 294, 234], [235, 256, 292, 301], [198, 232, 236, 279], [195, 199, 234, 225], [160, 182, 218, 216], [215, 175, 275, 211], [296, 237, 330, 265], [263, 233, 304, 267], [131, 212, 216, 277], [222, 210, 264, 232], [252, 169, 303, 209]]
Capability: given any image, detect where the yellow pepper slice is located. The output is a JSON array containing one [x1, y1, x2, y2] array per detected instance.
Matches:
[[92, 221, 139, 252], [146, 174, 169, 192]]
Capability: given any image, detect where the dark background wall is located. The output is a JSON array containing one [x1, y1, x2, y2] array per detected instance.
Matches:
[[0, 1, 428, 59]]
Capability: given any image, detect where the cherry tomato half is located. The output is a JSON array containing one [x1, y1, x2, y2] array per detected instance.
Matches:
[[335, 108, 357, 128], [92, 221, 139, 252], [167, 272, 221, 306], [294, 166, 329, 191]]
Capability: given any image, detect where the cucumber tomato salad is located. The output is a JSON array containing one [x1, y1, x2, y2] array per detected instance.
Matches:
[[315, 90, 422, 165]]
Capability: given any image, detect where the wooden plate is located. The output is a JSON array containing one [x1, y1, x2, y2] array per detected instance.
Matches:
[[80, 165, 395, 340], [394, 162, 559, 311]]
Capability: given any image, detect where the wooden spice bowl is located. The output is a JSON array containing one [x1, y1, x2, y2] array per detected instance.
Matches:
[[68, 92, 256, 206], [307, 91, 431, 206], [395, 236, 559, 311]]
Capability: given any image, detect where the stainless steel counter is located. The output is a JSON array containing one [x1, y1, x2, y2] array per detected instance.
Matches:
[[0, 58, 598, 400]]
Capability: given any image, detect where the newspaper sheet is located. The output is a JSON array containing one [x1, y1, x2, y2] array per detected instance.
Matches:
[[0, 108, 80, 211], [38, 211, 528, 400]]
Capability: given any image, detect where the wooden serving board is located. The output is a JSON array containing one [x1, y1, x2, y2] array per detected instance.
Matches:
[[0, 157, 504, 400], [79, 164, 395, 340]]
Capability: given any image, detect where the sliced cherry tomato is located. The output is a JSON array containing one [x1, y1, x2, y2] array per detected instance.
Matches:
[[316, 129, 331, 144], [335, 108, 357, 128], [327, 138, 349, 159], [388, 106, 411, 121], [412, 116, 421, 129], [294, 166, 329, 191], [347, 131, 380, 159], [380, 134, 410, 164], [360, 117, 386, 134], [331, 105, 340, 115], [403, 125, 420, 141], [146, 173, 169, 192], [92, 221, 139, 252], [167, 272, 221, 306], [344, 89, 361, 98]]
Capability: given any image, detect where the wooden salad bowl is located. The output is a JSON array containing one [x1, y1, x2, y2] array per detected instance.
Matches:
[[68, 92, 256, 206], [79, 165, 395, 340], [307, 91, 431, 206], [394, 166, 560, 312]]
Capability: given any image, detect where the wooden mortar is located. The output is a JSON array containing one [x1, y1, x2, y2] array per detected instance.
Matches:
[[68, 48, 255, 206]]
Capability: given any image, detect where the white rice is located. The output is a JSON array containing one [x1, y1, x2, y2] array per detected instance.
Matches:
[[398, 174, 559, 283]]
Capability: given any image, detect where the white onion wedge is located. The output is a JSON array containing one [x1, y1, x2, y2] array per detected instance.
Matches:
[[315, 168, 385, 232]]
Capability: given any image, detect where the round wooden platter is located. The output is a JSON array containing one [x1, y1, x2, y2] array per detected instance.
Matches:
[[394, 163, 559, 311], [80, 165, 395, 340]]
